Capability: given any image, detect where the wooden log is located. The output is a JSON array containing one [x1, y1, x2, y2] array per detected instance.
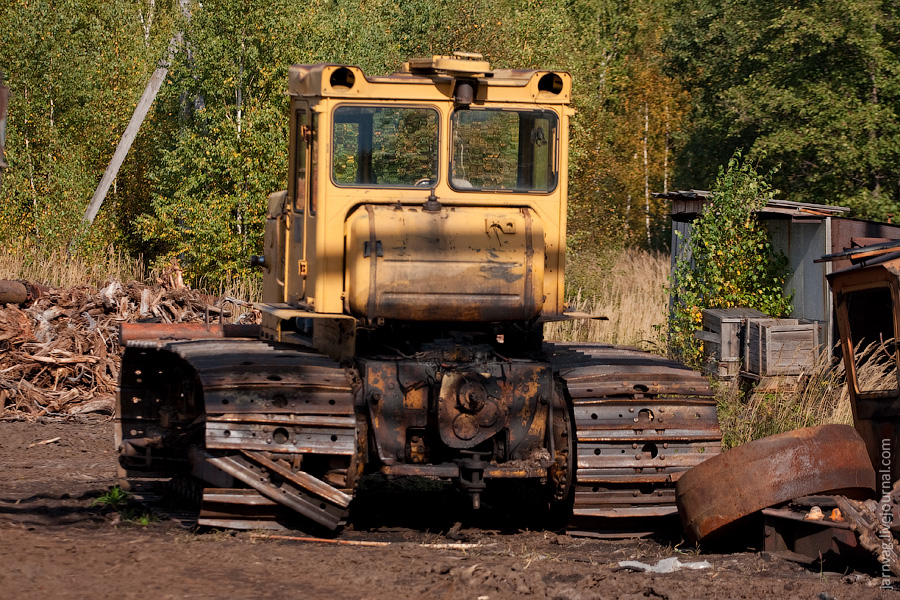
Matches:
[[0, 280, 28, 304]]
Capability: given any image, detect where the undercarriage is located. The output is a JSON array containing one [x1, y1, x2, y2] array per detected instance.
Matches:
[[116, 331, 720, 533]]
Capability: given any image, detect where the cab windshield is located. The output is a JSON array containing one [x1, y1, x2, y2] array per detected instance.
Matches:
[[451, 108, 558, 192], [332, 106, 438, 187]]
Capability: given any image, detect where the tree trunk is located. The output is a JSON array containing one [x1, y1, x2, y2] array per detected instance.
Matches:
[[643, 101, 651, 246], [663, 101, 669, 195]]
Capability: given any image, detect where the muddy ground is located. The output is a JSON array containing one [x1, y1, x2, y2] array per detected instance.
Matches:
[[0, 419, 894, 600]]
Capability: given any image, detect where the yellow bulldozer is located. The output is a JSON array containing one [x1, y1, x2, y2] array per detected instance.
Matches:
[[116, 53, 720, 533]]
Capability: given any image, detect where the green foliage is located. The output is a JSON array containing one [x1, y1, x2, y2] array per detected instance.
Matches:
[[715, 354, 853, 449], [0, 0, 694, 275], [136, 0, 295, 283], [669, 151, 792, 365], [91, 485, 158, 525], [91, 485, 131, 509], [120, 508, 159, 525], [5, 0, 897, 279], [665, 0, 900, 217], [0, 0, 176, 256]]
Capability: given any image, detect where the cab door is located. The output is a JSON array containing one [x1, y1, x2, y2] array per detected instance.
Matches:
[[285, 101, 311, 303]]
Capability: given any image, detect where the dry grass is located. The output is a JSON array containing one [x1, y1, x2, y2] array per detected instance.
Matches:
[[544, 247, 669, 352], [542, 246, 877, 446], [194, 274, 263, 305], [0, 245, 146, 289], [715, 341, 897, 448], [0, 245, 263, 304]]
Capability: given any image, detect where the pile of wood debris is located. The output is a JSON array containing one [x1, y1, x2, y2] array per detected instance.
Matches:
[[0, 278, 258, 419]]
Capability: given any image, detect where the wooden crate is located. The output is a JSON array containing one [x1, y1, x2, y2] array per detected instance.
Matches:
[[746, 318, 820, 376], [698, 308, 769, 378]]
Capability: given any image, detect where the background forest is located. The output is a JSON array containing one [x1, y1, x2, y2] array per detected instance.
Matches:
[[1, 0, 899, 284]]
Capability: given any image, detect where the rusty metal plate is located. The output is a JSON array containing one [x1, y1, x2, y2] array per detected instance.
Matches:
[[204, 387, 354, 415], [573, 401, 720, 437], [547, 342, 723, 529], [761, 506, 860, 562], [120, 322, 260, 343], [205, 420, 356, 455], [576, 440, 719, 471], [676, 424, 876, 543]]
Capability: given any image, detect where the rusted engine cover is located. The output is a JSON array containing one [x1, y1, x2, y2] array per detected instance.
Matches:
[[344, 204, 545, 322], [676, 424, 875, 543], [359, 355, 550, 465]]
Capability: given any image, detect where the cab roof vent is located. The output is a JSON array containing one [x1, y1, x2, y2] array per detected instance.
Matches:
[[405, 52, 491, 77]]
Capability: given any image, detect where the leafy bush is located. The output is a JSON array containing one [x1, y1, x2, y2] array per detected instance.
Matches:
[[669, 151, 792, 366]]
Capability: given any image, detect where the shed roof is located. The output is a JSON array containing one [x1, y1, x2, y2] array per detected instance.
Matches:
[[657, 190, 850, 223]]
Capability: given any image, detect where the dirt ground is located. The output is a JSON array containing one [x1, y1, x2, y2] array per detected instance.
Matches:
[[0, 419, 894, 600]]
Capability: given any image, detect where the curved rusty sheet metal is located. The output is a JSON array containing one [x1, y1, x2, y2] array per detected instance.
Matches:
[[676, 424, 875, 543]]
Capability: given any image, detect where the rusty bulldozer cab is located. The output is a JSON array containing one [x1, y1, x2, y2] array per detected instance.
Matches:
[[117, 54, 721, 533], [259, 56, 569, 349], [827, 246, 900, 485]]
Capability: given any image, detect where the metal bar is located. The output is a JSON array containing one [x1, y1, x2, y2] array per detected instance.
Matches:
[[205, 453, 345, 530], [208, 414, 356, 428], [198, 518, 289, 531], [576, 431, 723, 442], [202, 489, 278, 506], [577, 454, 709, 469], [572, 506, 678, 518], [204, 390, 355, 415], [242, 450, 352, 508], [120, 323, 260, 343], [206, 422, 356, 455]]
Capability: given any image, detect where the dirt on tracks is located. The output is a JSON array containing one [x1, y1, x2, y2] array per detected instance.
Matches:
[[0, 419, 893, 600]]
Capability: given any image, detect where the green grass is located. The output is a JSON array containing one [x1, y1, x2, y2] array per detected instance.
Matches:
[[91, 486, 158, 526], [91, 485, 131, 509]]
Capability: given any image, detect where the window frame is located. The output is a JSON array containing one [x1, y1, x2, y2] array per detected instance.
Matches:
[[842, 282, 900, 398], [449, 107, 560, 194], [330, 103, 441, 189]]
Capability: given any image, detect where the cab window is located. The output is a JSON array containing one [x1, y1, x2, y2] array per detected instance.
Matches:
[[332, 106, 438, 187], [450, 108, 558, 192], [293, 110, 308, 212]]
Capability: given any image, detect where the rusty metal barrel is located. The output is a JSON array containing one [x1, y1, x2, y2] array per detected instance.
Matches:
[[676, 424, 876, 543]]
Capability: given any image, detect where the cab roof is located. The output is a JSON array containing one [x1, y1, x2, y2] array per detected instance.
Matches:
[[288, 53, 572, 105]]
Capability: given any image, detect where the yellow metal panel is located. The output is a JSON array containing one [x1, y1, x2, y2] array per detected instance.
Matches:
[[288, 64, 572, 105], [345, 204, 545, 322], [269, 60, 572, 320]]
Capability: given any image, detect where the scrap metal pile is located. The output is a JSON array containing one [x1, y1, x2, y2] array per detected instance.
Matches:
[[0, 277, 256, 419], [675, 424, 900, 583]]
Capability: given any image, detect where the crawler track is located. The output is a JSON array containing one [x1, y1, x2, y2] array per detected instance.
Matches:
[[545, 343, 721, 533], [117, 338, 361, 532], [117, 338, 719, 534]]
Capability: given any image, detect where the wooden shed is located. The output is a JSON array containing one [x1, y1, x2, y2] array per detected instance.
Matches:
[[663, 190, 900, 356]]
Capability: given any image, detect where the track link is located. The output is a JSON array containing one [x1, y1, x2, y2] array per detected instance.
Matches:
[[546, 343, 721, 533], [117, 338, 360, 532]]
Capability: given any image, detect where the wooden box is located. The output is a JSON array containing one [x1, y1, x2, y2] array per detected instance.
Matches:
[[698, 308, 768, 378], [745, 318, 820, 376]]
